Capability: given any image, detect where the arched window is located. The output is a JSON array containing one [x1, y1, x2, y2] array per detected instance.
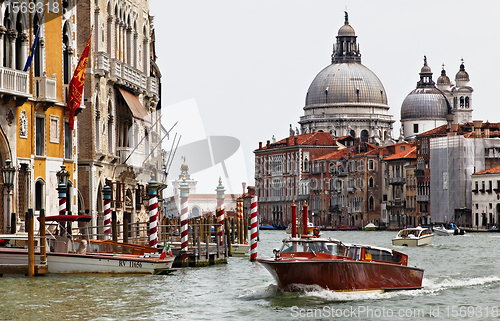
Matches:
[[361, 129, 369, 142], [465, 96, 469, 108], [108, 102, 113, 153], [62, 22, 72, 85], [369, 196, 374, 210], [369, 177, 374, 188], [33, 15, 42, 76], [35, 180, 44, 212], [460, 96, 464, 108]]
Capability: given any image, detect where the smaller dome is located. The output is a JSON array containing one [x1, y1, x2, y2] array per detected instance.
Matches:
[[420, 64, 431, 74], [455, 62, 470, 82], [437, 68, 450, 85], [338, 24, 355, 37]]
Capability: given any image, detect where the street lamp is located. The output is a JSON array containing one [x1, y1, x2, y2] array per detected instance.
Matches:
[[56, 164, 70, 187], [2, 159, 15, 233]]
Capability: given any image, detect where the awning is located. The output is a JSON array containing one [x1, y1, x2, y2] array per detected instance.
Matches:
[[117, 87, 150, 123]]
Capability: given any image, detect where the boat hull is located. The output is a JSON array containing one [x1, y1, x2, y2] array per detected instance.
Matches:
[[230, 244, 249, 256], [0, 249, 173, 275], [258, 258, 424, 291], [433, 227, 454, 236], [392, 234, 434, 247]]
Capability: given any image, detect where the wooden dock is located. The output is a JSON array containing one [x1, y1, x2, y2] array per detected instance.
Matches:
[[0, 264, 48, 276]]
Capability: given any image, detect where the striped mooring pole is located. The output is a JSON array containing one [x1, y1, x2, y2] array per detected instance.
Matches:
[[57, 181, 67, 216], [103, 184, 112, 240], [179, 175, 190, 263], [148, 176, 159, 247], [216, 177, 226, 247], [237, 197, 243, 244], [250, 196, 258, 261]]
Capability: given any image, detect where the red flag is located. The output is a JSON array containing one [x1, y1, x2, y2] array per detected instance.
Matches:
[[67, 33, 92, 130]]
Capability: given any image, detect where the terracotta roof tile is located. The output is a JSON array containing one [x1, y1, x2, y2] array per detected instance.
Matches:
[[417, 124, 448, 137], [313, 149, 348, 161], [473, 164, 500, 175], [384, 146, 417, 160], [259, 132, 335, 150]]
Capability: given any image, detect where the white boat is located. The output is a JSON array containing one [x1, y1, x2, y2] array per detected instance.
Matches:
[[230, 243, 250, 256], [364, 223, 378, 231], [286, 221, 315, 234], [433, 225, 465, 236], [433, 226, 454, 236], [0, 234, 174, 275], [392, 226, 434, 247]]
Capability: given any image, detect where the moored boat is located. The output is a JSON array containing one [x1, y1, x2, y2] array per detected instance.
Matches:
[[364, 223, 378, 231], [258, 236, 424, 292], [433, 225, 465, 236], [392, 226, 434, 246]]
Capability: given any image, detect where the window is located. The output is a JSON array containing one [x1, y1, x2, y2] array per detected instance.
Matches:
[[64, 122, 72, 159], [413, 124, 419, 133], [369, 177, 374, 188], [35, 116, 45, 156], [50, 115, 59, 143], [369, 196, 374, 210]]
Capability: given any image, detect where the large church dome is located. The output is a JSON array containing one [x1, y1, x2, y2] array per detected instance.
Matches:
[[305, 63, 388, 109], [299, 12, 394, 144]]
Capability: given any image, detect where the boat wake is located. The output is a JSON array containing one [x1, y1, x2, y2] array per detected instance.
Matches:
[[291, 275, 500, 302]]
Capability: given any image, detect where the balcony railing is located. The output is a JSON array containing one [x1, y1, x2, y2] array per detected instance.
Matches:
[[110, 59, 149, 93], [147, 77, 158, 96], [34, 76, 57, 102], [117, 147, 144, 168], [416, 194, 429, 202], [95, 51, 110, 74], [389, 177, 406, 185], [0, 66, 31, 98], [387, 199, 406, 207]]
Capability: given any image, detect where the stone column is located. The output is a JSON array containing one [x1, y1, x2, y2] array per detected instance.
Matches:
[[7, 30, 17, 69], [0, 26, 6, 67]]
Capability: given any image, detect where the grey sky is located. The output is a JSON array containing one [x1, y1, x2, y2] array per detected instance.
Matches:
[[151, 0, 500, 192]]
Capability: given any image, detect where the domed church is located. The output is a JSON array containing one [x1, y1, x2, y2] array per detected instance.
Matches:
[[299, 12, 395, 145], [401, 57, 473, 140]]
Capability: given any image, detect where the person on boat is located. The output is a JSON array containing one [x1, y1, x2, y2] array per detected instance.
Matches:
[[312, 227, 321, 238]]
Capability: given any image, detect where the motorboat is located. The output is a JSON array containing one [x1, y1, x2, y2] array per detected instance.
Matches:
[[433, 225, 465, 236], [364, 223, 378, 231], [0, 234, 174, 275], [258, 236, 424, 292], [0, 214, 174, 275], [286, 221, 315, 234], [392, 226, 434, 247], [230, 243, 249, 256]]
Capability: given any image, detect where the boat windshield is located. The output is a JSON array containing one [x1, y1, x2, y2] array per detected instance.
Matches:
[[280, 240, 345, 255]]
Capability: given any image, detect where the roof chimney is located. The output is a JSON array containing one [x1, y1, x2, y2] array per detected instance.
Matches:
[[266, 140, 270, 148], [473, 120, 482, 137], [294, 136, 298, 145], [259, 142, 262, 149]]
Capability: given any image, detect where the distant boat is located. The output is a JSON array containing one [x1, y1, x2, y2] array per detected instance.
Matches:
[[286, 221, 315, 234], [392, 226, 434, 247], [364, 223, 378, 231]]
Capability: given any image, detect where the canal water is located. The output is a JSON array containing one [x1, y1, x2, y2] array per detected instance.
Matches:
[[2, 230, 500, 320]]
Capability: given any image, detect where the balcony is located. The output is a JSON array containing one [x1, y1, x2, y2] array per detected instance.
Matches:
[[147, 77, 159, 96], [347, 187, 356, 193], [329, 205, 341, 212], [337, 170, 348, 177], [414, 169, 425, 177], [389, 177, 406, 185], [416, 194, 429, 203], [0, 66, 31, 103], [34, 76, 57, 109], [95, 51, 110, 75], [110, 58, 148, 93], [117, 147, 144, 168], [387, 199, 406, 208]]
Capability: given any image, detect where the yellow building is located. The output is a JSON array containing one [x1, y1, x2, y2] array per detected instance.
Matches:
[[0, 0, 78, 233]]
